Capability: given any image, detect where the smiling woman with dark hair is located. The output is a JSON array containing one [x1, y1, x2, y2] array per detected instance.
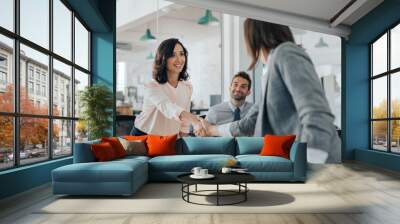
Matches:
[[152, 38, 190, 84], [133, 38, 202, 136]]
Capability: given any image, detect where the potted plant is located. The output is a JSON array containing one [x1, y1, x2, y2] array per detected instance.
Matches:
[[79, 84, 113, 140]]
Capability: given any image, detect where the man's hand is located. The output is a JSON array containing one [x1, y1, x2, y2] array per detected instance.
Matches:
[[195, 118, 220, 137], [191, 118, 206, 136], [193, 127, 207, 137]]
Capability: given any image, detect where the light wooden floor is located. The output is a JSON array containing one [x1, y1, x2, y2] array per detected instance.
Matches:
[[1, 162, 400, 224]]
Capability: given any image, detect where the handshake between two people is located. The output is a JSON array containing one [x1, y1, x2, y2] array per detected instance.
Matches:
[[179, 111, 219, 137], [192, 118, 219, 137]]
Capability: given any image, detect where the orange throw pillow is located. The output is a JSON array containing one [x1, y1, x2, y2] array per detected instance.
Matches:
[[101, 137, 127, 158], [260, 134, 296, 159], [124, 135, 148, 141], [146, 134, 177, 157], [91, 142, 117, 161]]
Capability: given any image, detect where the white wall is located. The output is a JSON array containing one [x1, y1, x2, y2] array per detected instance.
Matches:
[[117, 0, 173, 31], [293, 29, 341, 128], [221, 15, 253, 103], [117, 12, 222, 110]]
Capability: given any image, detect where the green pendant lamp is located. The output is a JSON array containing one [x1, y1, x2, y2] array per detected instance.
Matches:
[[198, 9, 219, 26], [140, 28, 156, 42], [146, 52, 155, 60], [315, 37, 328, 48]]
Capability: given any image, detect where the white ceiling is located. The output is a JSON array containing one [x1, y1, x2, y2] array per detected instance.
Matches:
[[169, 0, 384, 37], [117, 0, 384, 55], [225, 0, 352, 23], [117, 6, 219, 55]]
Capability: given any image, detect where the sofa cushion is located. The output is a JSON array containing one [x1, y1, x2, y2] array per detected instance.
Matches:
[[115, 155, 150, 163], [91, 142, 118, 161], [260, 135, 296, 159], [177, 137, 235, 155], [236, 155, 293, 172], [118, 138, 147, 156], [124, 135, 148, 141], [101, 137, 127, 158], [148, 154, 235, 172], [235, 137, 263, 155], [147, 134, 177, 157]]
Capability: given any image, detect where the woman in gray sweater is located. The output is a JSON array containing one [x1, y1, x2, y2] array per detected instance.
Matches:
[[198, 18, 341, 163]]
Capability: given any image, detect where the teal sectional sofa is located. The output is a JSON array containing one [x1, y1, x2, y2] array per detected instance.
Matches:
[[52, 137, 307, 196]]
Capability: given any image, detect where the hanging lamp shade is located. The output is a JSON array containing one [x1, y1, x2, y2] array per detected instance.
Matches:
[[315, 37, 328, 48], [146, 52, 155, 60], [140, 28, 156, 42], [198, 9, 219, 26]]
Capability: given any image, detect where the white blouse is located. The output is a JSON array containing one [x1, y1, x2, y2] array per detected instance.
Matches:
[[134, 80, 192, 135]]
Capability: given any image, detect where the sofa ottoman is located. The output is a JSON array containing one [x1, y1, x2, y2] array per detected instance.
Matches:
[[52, 156, 148, 196], [52, 141, 149, 196]]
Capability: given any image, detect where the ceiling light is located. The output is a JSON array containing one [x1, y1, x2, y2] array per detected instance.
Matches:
[[146, 52, 155, 60], [315, 37, 329, 48], [140, 28, 156, 42], [198, 9, 219, 26]]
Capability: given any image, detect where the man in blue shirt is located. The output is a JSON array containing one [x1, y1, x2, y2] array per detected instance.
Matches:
[[206, 71, 254, 125]]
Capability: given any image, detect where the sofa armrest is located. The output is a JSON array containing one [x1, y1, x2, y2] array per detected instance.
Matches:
[[73, 140, 100, 163], [289, 141, 307, 181]]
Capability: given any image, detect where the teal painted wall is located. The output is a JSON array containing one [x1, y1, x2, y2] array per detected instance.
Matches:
[[344, 0, 400, 171], [0, 158, 72, 199], [355, 149, 400, 172], [343, 44, 369, 159], [65, 0, 110, 32], [0, 0, 116, 200], [91, 0, 116, 136]]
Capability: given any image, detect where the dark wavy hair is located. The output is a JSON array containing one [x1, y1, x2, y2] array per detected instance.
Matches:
[[152, 38, 189, 84], [244, 18, 294, 70], [232, 71, 252, 90]]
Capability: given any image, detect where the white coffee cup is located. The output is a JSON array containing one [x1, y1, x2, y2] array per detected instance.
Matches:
[[221, 167, 232, 174], [200, 169, 208, 176], [191, 167, 202, 176]]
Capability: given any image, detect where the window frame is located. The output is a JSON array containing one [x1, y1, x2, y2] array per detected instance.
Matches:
[[0, 53, 8, 89], [370, 20, 400, 154], [0, 53, 7, 68], [0, 71, 7, 85], [0, 0, 92, 171]]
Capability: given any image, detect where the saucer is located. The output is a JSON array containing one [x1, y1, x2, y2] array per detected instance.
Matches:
[[190, 174, 215, 179], [232, 170, 249, 174]]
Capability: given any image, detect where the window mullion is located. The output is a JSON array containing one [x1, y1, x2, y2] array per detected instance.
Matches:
[[370, 45, 373, 149], [13, 0, 20, 167], [71, 11, 76, 154], [388, 30, 391, 152], [49, 0, 54, 160]]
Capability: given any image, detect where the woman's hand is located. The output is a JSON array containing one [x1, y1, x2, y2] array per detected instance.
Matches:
[[179, 111, 194, 123], [179, 111, 204, 134], [200, 119, 220, 136], [192, 118, 219, 137], [193, 126, 207, 137]]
